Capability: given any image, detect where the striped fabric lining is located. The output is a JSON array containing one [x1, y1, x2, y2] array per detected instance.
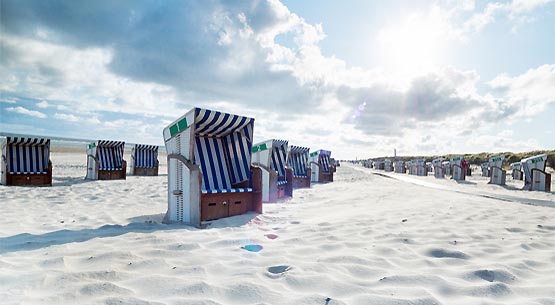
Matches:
[[134, 144, 158, 168], [288, 145, 309, 177], [6, 137, 50, 174], [277, 180, 288, 185], [270, 140, 288, 178], [318, 150, 332, 173], [194, 136, 232, 191], [97, 141, 125, 170], [192, 108, 255, 193]]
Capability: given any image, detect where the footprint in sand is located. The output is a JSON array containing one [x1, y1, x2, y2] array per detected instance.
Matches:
[[242, 244, 263, 252], [267, 265, 291, 275], [265, 234, 279, 240]]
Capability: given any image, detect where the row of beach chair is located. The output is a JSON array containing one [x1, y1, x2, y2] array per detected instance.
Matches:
[[364, 154, 551, 192], [0, 107, 336, 226]]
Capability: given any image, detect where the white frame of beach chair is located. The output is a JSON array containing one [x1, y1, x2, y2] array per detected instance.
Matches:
[[162, 107, 263, 226], [130, 144, 159, 176], [488, 155, 506, 185], [0, 137, 52, 186], [286, 145, 311, 188], [86, 140, 126, 180], [521, 154, 551, 192], [252, 139, 293, 202], [309, 149, 334, 183], [510, 162, 523, 180]]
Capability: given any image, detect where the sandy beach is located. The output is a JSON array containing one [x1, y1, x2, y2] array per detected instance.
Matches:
[[1, 151, 554, 305]]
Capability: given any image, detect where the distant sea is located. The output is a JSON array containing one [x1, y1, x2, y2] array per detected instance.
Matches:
[[0, 132, 164, 151]]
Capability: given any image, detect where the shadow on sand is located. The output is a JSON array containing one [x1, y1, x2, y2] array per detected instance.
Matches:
[[0, 212, 258, 254]]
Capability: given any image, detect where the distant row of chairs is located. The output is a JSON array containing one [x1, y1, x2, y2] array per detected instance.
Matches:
[[0, 107, 339, 226], [361, 154, 551, 192]]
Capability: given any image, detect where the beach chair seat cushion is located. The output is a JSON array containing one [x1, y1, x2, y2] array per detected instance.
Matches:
[[202, 188, 253, 194], [6, 137, 50, 174]]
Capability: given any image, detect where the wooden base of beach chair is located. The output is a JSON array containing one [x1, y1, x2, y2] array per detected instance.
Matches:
[[98, 161, 127, 180], [273, 168, 293, 201], [319, 166, 334, 183], [292, 176, 311, 188], [132, 163, 159, 176], [6, 161, 52, 186], [200, 166, 263, 222]]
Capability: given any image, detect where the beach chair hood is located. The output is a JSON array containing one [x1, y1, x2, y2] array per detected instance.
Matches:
[[164, 107, 255, 193], [288, 145, 310, 177], [3, 137, 50, 174]]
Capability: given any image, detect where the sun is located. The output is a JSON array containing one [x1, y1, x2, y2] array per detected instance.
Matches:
[[376, 11, 447, 85]]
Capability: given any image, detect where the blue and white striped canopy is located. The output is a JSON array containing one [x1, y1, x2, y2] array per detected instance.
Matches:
[[317, 150, 332, 173], [194, 108, 254, 138], [6, 137, 50, 174], [133, 144, 158, 168], [270, 140, 288, 178], [192, 108, 255, 193], [95, 140, 125, 170], [288, 145, 309, 177]]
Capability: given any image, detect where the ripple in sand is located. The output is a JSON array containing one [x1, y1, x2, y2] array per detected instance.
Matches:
[[427, 248, 469, 259]]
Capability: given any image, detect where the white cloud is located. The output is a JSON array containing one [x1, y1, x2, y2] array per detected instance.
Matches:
[[54, 112, 79, 122], [6, 106, 47, 118], [36, 100, 49, 108], [0, 98, 18, 104], [488, 64, 555, 118]]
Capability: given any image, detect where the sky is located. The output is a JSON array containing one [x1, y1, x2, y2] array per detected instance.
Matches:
[[1, 0, 554, 159]]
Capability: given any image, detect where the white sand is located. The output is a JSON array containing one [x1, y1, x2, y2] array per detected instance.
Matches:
[[1, 154, 554, 305]]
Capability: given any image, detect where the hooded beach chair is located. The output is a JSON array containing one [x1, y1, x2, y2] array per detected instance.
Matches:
[[488, 155, 506, 185], [406, 160, 414, 175], [85, 140, 126, 180], [373, 160, 385, 170], [0, 137, 52, 186], [414, 159, 427, 176], [432, 158, 445, 178], [130, 144, 159, 176], [287, 145, 311, 188], [450, 156, 466, 181], [521, 154, 551, 192], [384, 159, 393, 172], [309, 149, 334, 183], [252, 139, 293, 202], [393, 160, 406, 173], [481, 162, 490, 177], [163, 107, 263, 226], [442, 160, 451, 176], [510, 162, 523, 181]]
